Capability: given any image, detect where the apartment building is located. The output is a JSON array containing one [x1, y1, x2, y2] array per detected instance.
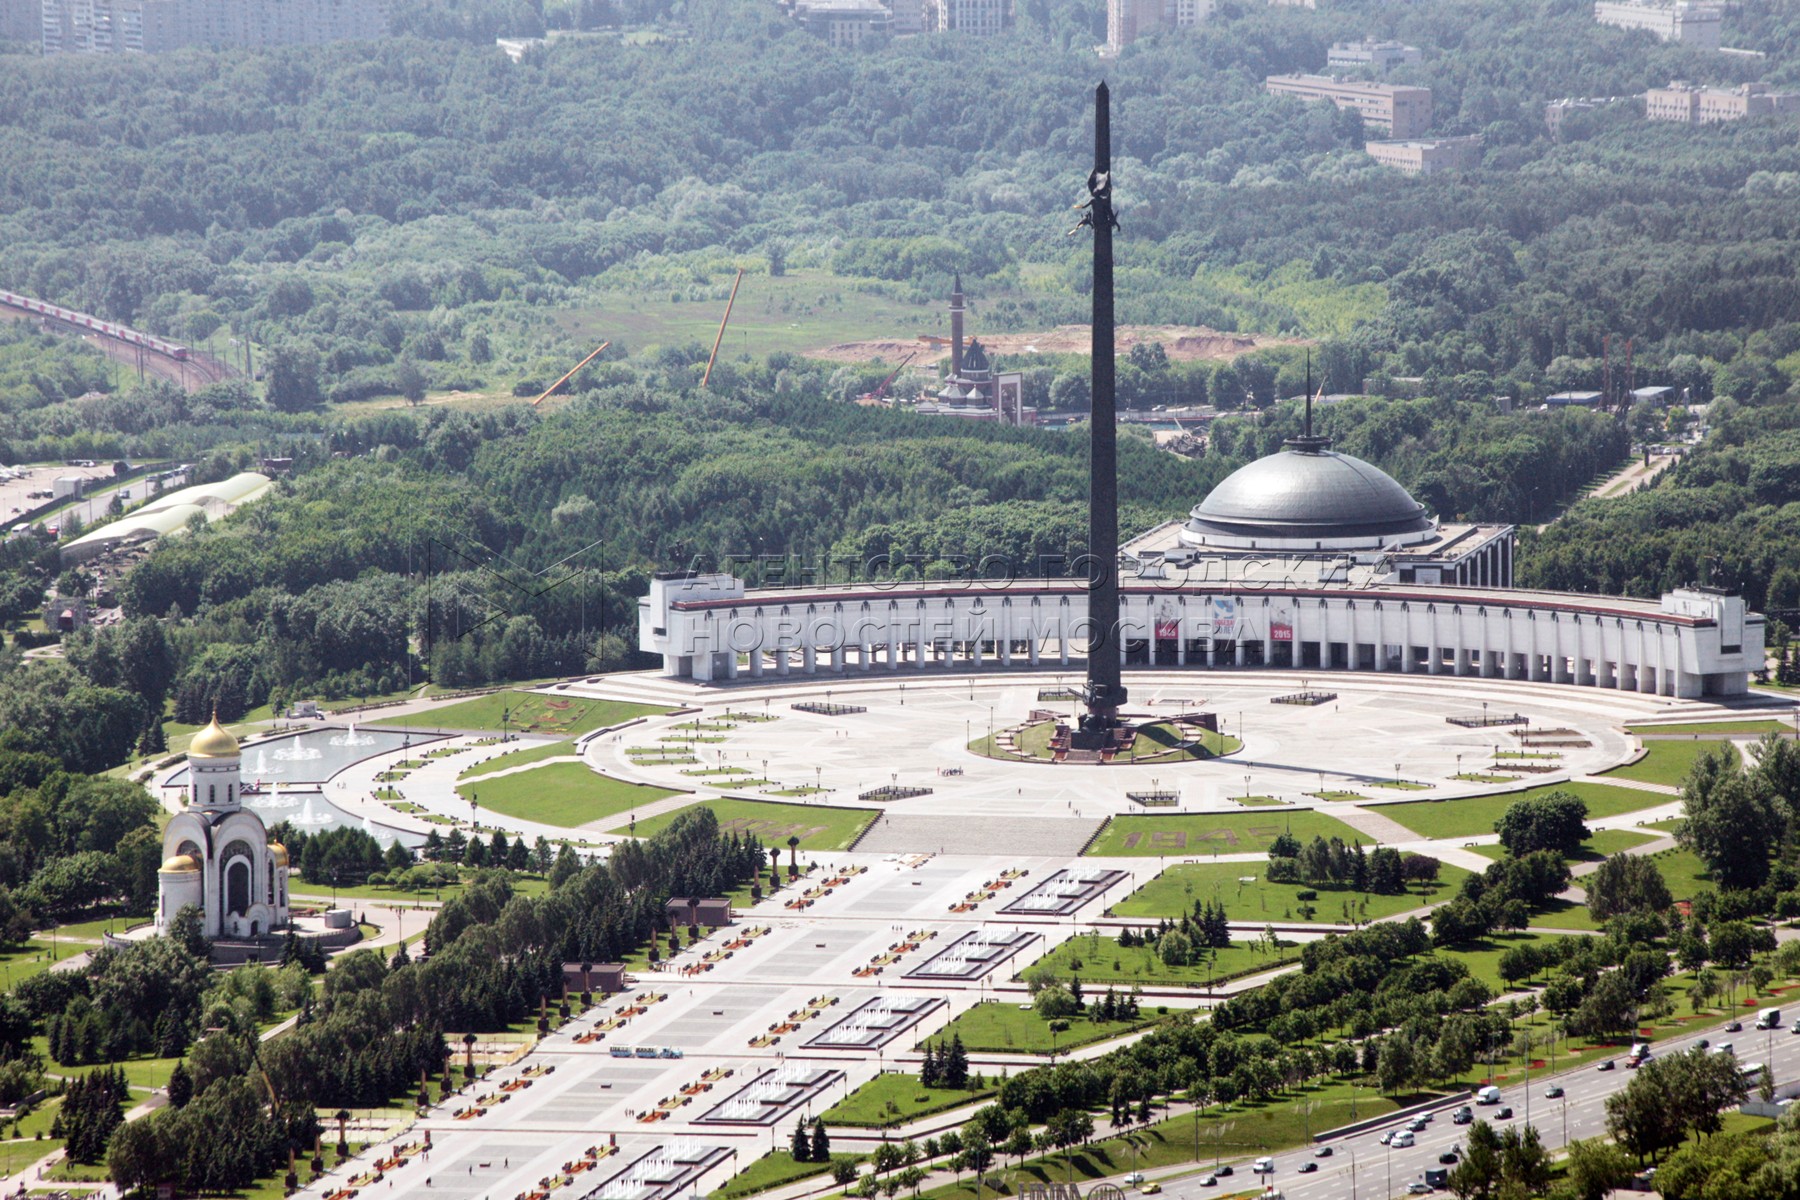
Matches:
[[41, 0, 386, 52], [935, 0, 1010, 34], [1594, 0, 1721, 47], [1327, 37, 1420, 72], [1644, 80, 1800, 122], [1364, 135, 1483, 175], [1265, 73, 1433, 137], [1105, 0, 1208, 51]]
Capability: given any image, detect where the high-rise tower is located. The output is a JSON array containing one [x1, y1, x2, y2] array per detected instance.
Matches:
[[949, 271, 965, 378]]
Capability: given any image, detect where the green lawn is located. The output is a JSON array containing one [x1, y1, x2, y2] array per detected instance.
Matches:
[[0, 936, 101, 992], [820, 1073, 996, 1128], [457, 738, 577, 779], [1110, 861, 1468, 925], [928, 1000, 1152, 1055], [376, 691, 668, 736], [1601, 739, 1720, 788], [1367, 781, 1673, 840], [709, 1149, 862, 1200], [1436, 932, 1577, 992], [1643, 845, 1716, 901], [1626, 720, 1794, 736], [1086, 810, 1370, 858], [1466, 827, 1659, 862], [1032, 933, 1297, 988], [610, 798, 878, 851], [455, 761, 678, 828], [290, 873, 551, 905], [907, 1077, 1419, 1200], [0, 1138, 59, 1178]]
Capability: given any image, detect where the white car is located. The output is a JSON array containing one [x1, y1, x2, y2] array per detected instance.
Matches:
[[1392, 1132, 1416, 1149]]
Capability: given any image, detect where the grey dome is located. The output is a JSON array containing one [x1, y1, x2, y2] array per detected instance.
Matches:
[[1186, 446, 1434, 542]]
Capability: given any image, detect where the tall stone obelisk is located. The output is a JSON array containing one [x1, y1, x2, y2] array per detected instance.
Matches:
[[1080, 82, 1127, 740]]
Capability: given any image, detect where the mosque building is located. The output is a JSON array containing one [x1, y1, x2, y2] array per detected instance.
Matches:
[[641, 410, 1763, 699], [157, 714, 291, 939]]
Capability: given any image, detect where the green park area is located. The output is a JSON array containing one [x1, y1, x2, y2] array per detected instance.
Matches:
[[376, 691, 668, 736], [1085, 810, 1367, 858], [1110, 860, 1469, 925], [929, 999, 1151, 1056], [1626, 719, 1794, 736], [458, 738, 576, 779], [1601, 738, 1719, 788], [1032, 930, 1297, 988], [610, 798, 878, 851], [709, 1149, 862, 1200], [456, 761, 678, 828], [1366, 781, 1670, 840], [821, 1073, 997, 1128], [1466, 826, 1660, 863]]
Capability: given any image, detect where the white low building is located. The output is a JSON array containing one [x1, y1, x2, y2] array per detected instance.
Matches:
[[641, 432, 1762, 699]]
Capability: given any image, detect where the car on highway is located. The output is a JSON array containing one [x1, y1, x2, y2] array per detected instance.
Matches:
[[1313, 1147, 1333, 1158], [1452, 1105, 1473, 1124], [1727, 1020, 1744, 1032], [1440, 1149, 1461, 1164], [1545, 1084, 1564, 1099], [1408, 1117, 1430, 1132], [1124, 1174, 1144, 1185], [1199, 1176, 1216, 1187], [1597, 1059, 1616, 1071], [1718, 1043, 1735, 1056], [1253, 1157, 1274, 1174], [1215, 1165, 1232, 1177], [1380, 1131, 1394, 1145], [1496, 1107, 1514, 1120], [1408, 1184, 1432, 1195], [1141, 1185, 1159, 1194], [1298, 1162, 1317, 1173], [1392, 1132, 1416, 1148]]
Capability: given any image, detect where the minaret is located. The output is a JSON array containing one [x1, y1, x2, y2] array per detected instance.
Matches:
[[949, 271, 965, 379]]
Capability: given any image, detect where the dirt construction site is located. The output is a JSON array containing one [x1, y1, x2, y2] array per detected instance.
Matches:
[[808, 323, 1290, 364]]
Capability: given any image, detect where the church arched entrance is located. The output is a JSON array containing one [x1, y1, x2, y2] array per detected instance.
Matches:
[[226, 861, 251, 915]]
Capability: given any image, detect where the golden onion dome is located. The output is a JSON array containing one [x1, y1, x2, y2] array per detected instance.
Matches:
[[269, 843, 290, 868], [188, 714, 240, 760], [159, 854, 200, 873]]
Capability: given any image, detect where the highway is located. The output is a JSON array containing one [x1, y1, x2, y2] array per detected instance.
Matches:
[[1170, 1016, 1800, 1199]]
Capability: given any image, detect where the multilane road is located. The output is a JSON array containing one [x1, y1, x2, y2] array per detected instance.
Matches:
[[1178, 1017, 1800, 1199]]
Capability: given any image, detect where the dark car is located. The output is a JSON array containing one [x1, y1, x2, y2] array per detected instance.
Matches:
[[1314, 1147, 1333, 1158], [1545, 1084, 1564, 1099], [1496, 1106, 1515, 1119], [1597, 1059, 1616, 1071], [1215, 1166, 1233, 1177], [1298, 1163, 1318, 1174], [1727, 1021, 1744, 1032], [1440, 1149, 1461, 1164]]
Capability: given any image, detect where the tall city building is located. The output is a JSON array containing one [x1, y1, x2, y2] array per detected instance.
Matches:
[[1105, 0, 1208, 52], [40, 0, 387, 53]]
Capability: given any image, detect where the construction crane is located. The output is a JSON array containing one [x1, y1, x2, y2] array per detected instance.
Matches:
[[701, 268, 744, 389], [531, 340, 611, 406], [857, 350, 918, 403]]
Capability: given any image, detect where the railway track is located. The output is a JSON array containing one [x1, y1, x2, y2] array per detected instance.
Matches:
[[0, 288, 235, 394]]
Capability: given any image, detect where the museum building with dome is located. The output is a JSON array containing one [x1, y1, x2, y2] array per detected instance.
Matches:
[[640, 422, 1761, 700], [157, 714, 290, 940]]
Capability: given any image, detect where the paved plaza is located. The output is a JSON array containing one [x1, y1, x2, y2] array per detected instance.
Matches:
[[249, 666, 1796, 1200]]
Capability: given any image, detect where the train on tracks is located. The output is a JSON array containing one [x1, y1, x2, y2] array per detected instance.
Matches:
[[0, 287, 190, 360]]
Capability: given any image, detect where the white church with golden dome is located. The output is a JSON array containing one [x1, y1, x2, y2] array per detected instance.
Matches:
[[157, 715, 290, 939]]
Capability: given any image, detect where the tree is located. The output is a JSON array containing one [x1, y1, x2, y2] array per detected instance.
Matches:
[[791, 1121, 811, 1163], [1494, 792, 1590, 857], [1679, 746, 1782, 890], [264, 343, 323, 412], [1587, 853, 1673, 921], [1563, 1137, 1633, 1200], [810, 1117, 831, 1162], [1033, 984, 1079, 1019], [167, 1060, 193, 1109], [1448, 1119, 1502, 1198]]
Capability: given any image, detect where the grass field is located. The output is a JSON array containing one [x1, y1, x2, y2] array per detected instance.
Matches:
[[1465, 827, 1660, 863], [820, 1073, 996, 1128], [1085, 810, 1369, 858], [1367, 781, 1673, 840], [1437, 932, 1575, 992], [1109, 861, 1468, 925], [610, 798, 878, 851], [906, 1077, 1417, 1200], [929, 999, 1151, 1055], [456, 761, 678, 828], [1031, 932, 1297, 988], [1601, 739, 1719, 788], [457, 738, 576, 779], [1626, 720, 1794, 736], [376, 691, 668, 736], [709, 1150, 862, 1200]]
